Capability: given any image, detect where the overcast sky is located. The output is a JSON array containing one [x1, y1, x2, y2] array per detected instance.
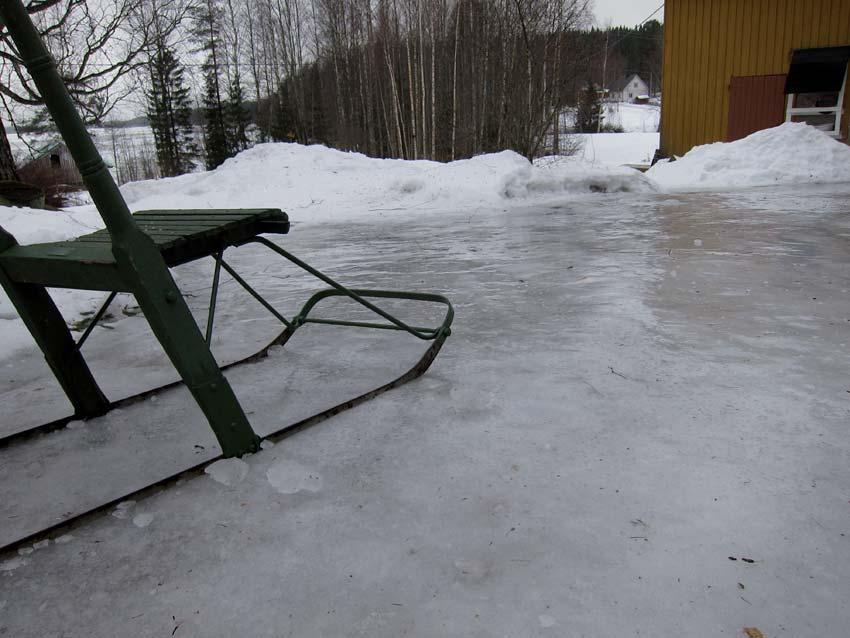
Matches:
[[593, 0, 664, 28]]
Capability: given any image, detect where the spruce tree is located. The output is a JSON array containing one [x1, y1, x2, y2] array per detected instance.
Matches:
[[202, 62, 231, 169], [192, 0, 232, 170], [226, 69, 251, 153], [146, 42, 196, 176], [575, 80, 602, 133]]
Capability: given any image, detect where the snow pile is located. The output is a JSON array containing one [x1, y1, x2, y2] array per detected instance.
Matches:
[[648, 122, 850, 191], [115, 144, 653, 224]]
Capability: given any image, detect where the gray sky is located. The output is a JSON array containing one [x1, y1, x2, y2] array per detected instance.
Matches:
[[593, 0, 664, 28]]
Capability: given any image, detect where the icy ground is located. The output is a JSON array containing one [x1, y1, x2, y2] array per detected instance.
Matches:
[[2, 181, 850, 636]]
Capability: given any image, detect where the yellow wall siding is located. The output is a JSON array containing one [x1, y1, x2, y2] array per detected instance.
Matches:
[[661, 0, 850, 157]]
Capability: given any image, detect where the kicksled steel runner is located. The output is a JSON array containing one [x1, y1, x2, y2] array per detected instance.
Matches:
[[0, 239, 454, 450], [0, 1, 453, 553]]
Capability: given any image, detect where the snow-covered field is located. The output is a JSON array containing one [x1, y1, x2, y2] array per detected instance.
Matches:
[[1, 122, 850, 636], [604, 102, 661, 133], [574, 131, 659, 166]]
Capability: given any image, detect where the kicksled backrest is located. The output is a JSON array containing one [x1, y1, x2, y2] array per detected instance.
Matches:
[[0, 1, 262, 456]]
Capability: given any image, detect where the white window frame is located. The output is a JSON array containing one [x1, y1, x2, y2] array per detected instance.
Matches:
[[785, 66, 847, 137]]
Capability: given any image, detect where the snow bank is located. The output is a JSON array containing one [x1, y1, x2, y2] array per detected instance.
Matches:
[[648, 122, 850, 191], [114, 144, 654, 226]]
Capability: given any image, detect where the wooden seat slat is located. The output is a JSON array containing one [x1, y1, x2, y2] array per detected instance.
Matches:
[[0, 208, 289, 290]]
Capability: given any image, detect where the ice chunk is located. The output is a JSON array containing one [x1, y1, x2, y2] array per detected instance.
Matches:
[[539, 615, 557, 628], [0, 557, 29, 572], [111, 500, 136, 519], [132, 513, 154, 528], [266, 459, 322, 494], [205, 458, 249, 486]]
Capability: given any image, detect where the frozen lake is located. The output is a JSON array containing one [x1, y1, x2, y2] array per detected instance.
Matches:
[[1, 183, 849, 636]]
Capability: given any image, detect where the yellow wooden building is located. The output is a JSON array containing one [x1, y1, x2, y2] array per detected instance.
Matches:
[[660, 0, 850, 158]]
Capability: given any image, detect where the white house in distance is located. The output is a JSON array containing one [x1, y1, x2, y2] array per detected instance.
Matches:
[[608, 74, 650, 103]]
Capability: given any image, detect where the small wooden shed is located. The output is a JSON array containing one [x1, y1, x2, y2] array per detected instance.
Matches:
[[18, 140, 83, 187], [660, 0, 850, 158]]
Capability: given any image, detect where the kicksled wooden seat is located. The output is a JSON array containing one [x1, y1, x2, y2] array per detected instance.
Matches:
[[0, 0, 452, 463], [0, 208, 290, 290]]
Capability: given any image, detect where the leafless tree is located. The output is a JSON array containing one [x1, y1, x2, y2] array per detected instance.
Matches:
[[0, 0, 179, 181]]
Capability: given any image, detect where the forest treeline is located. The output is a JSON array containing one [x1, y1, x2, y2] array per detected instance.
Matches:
[[234, 0, 662, 163], [0, 0, 662, 182]]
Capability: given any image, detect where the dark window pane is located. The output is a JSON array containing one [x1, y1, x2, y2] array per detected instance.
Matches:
[[789, 113, 838, 131], [793, 91, 840, 108]]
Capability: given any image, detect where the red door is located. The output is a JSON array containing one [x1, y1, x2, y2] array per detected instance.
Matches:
[[727, 75, 788, 141]]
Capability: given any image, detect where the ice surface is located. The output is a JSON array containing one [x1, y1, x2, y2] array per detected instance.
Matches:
[[1, 184, 850, 637], [2, 127, 850, 636], [0, 141, 654, 357], [1, 125, 844, 359]]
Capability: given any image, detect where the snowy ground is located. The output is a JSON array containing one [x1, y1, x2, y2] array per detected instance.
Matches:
[[1, 124, 850, 636], [551, 102, 661, 166], [604, 102, 661, 133], [573, 131, 659, 167]]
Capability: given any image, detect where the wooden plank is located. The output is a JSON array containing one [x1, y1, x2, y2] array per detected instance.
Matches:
[[133, 208, 278, 217], [136, 220, 244, 229], [0, 245, 127, 291], [128, 214, 261, 222], [132, 209, 283, 221]]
